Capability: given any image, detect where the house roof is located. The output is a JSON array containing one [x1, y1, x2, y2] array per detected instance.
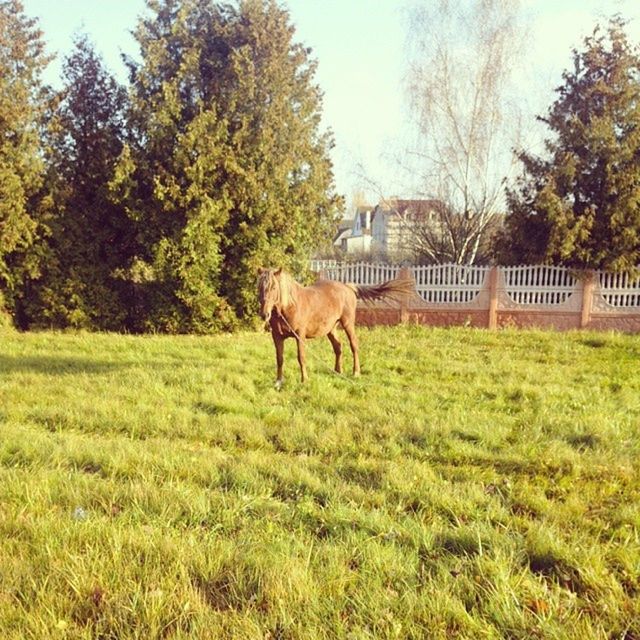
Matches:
[[333, 227, 352, 244], [377, 198, 445, 221]]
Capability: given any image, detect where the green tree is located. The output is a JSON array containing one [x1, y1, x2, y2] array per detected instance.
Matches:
[[0, 0, 51, 323], [112, 0, 236, 333], [25, 36, 131, 329], [113, 0, 340, 332], [499, 17, 640, 271], [216, 0, 340, 317]]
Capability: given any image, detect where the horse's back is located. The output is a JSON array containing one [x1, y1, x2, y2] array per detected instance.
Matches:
[[309, 278, 353, 294], [297, 279, 356, 337]]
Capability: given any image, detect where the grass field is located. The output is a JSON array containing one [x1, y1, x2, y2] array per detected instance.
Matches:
[[0, 325, 639, 639]]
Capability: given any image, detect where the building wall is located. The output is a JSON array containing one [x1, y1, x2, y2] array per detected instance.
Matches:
[[344, 235, 372, 253], [371, 209, 387, 251]]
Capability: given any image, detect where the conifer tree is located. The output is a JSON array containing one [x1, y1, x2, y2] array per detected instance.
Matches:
[[216, 0, 340, 317], [499, 17, 640, 272], [113, 0, 339, 332], [0, 0, 51, 322], [112, 0, 234, 332], [26, 36, 131, 329]]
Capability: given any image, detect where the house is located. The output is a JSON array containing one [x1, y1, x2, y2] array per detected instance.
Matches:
[[370, 198, 443, 257], [334, 205, 375, 253], [334, 198, 444, 257], [332, 218, 353, 250]]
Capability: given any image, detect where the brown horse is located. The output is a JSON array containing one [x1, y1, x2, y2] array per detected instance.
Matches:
[[257, 268, 414, 386]]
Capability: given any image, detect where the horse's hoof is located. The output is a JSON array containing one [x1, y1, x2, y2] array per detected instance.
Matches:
[[353, 371, 361, 378], [274, 379, 283, 391]]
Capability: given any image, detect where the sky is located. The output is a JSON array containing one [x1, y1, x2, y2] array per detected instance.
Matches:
[[22, 0, 640, 212]]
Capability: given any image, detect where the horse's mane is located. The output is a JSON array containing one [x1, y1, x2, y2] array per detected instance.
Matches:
[[276, 269, 297, 309], [259, 268, 298, 311]]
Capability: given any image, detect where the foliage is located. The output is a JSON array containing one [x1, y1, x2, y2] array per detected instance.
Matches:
[[499, 17, 640, 272], [0, 326, 639, 637], [22, 36, 131, 330], [0, 0, 51, 321], [112, 0, 340, 332], [216, 0, 341, 316]]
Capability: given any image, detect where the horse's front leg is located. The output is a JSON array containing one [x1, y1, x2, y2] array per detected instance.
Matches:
[[273, 333, 285, 389], [296, 336, 308, 383]]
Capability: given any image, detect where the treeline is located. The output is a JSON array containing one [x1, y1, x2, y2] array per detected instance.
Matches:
[[0, 0, 341, 332]]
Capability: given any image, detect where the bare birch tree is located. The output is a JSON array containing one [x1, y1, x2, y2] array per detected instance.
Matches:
[[403, 0, 525, 264]]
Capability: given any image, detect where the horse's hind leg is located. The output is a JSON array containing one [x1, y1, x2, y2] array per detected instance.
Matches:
[[327, 327, 342, 374], [341, 317, 360, 376]]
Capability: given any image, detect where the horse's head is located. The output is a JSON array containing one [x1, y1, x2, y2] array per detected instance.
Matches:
[[257, 268, 282, 322]]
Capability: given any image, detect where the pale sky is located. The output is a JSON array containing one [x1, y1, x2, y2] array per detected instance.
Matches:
[[22, 0, 640, 211]]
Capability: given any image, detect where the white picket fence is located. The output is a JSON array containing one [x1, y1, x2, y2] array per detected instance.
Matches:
[[502, 265, 577, 305], [413, 264, 491, 303], [599, 271, 640, 307], [311, 260, 640, 308], [310, 261, 401, 286]]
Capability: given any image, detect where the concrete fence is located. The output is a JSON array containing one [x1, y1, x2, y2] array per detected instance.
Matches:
[[310, 260, 640, 332]]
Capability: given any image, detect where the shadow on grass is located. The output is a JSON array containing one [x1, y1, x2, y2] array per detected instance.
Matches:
[[194, 402, 232, 416], [0, 354, 123, 376], [565, 432, 601, 451], [527, 552, 587, 595], [580, 337, 608, 349], [429, 453, 574, 478], [434, 529, 489, 557], [451, 429, 482, 444]]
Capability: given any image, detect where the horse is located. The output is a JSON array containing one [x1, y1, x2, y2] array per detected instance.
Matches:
[[257, 268, 415, 386]]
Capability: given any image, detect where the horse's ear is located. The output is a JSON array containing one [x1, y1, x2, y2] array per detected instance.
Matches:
[[274, 268, 282, 276], [257, 267, 265, 275]]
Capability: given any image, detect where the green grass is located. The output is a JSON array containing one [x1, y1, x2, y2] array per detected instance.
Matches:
[[0, 325, 639, 639]]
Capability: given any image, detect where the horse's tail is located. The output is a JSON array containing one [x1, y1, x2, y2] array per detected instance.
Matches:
[[351, 277, 415, 304]]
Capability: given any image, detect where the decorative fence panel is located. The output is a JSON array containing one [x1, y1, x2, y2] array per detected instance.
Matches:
[[598, 271, 640, 308], [310, 259, 339, 271], [311, 261, 640, 332], [310, 261, 400, 285], [501, 265, 578, 306], [413, 264, 491, 304]]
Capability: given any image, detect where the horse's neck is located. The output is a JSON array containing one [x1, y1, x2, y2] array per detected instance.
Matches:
[[278, 278, 301, 317]]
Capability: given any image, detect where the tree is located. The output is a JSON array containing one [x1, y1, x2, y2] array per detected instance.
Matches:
[[498, 17, 640, 272], [403, 0, 524, 264], [408, 203, 503, 266], [0, 0, 51, 322], [24, 36, 131, 329], [217, 0, 340, 317], [112, 0, 340, 332]]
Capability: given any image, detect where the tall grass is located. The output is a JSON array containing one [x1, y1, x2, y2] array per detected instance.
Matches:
[[0, 326, 638, 639]]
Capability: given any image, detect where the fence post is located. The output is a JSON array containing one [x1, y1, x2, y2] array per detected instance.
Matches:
[[398, 266, 414, 324], [580, 271, 595, 328], [488, 266, 499, 329]]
